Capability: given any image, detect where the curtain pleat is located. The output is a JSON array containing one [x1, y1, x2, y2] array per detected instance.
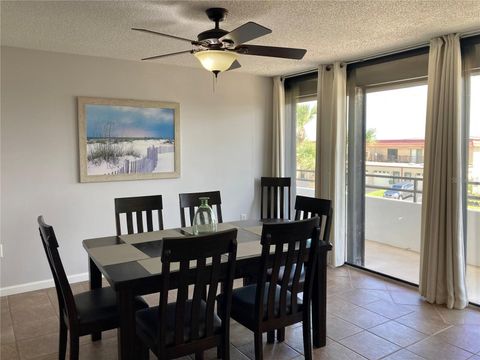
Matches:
[[316, 63, 347, 267], [420, 34, 468, 309], [272, 76, 285, 177]]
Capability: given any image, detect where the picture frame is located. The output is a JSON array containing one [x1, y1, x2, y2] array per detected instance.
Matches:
[[78, 97, 180, 183]]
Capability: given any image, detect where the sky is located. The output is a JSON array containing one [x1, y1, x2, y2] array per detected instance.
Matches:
[[86, 104, 175, 139], [366, 75, 480, 140], [303, 74, 480, 141], [366, 84, 427, 140]]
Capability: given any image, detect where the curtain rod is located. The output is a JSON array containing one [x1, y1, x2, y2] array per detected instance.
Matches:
[[281, 29, 480, 80]]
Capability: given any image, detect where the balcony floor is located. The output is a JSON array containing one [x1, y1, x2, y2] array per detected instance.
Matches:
[[366, 240, 480, 304]]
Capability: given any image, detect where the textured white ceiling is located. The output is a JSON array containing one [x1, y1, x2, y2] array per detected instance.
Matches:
[[2, 1, 480, 77]]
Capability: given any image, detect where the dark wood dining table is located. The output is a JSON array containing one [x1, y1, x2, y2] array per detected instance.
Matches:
[[82, 219, 332, 360]]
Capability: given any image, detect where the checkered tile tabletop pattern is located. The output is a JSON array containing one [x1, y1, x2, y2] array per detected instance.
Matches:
[[84, 220, 265, 278]]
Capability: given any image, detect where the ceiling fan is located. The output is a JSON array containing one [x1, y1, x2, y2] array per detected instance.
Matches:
[[132, 8, 307, 77]]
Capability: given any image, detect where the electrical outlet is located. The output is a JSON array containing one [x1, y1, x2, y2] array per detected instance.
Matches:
[[240, 213, 247, 220]]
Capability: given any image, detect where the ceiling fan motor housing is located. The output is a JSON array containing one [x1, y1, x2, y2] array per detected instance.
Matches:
[[197, 28, 229, 44], [198, 8, 230, 45]]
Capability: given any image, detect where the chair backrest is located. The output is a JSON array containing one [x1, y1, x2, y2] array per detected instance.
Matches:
[[256, 217, 320, 325], [114, 195, 164, 235], [158, 229, 237, 355], [38, 216, 77, 323], [260, 177, 291, 220], [179, 191, 223, 227], [294, 196, 332, 242]]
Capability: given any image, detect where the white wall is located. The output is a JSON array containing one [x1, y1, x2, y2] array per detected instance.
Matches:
[[0, 46, 272, 290], [366, 196, 480, 266]]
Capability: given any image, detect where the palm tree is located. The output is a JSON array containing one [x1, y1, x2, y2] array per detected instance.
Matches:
[[366, 128, 377, 145], [296, 103, 317, 142]]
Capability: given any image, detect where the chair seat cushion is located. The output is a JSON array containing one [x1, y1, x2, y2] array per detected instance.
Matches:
[[74, 287, 148, 325], [219, 283, 303, 326], [135, 300, 222, 350]]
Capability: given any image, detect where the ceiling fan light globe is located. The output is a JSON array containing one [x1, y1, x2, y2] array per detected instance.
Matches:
[[194, 50, 237, 73]]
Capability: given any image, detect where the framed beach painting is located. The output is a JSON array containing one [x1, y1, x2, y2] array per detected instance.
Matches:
[[78, 97, 180, 182]]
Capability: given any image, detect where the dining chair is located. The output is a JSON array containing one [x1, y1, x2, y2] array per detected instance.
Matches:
[[38, 216, 148, 360], [271, 195, 333, 341], [260, 177, 291, 220], [179, 190, 223, 227], [114, 194, 164, 235], [135, 229, 238, 360], [221, 218, 321, 360]]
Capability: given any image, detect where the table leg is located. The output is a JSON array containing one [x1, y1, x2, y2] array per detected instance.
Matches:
[[312, 248, 327, 348], [89, 258, 102, 341], [117, 287, 137, 360]]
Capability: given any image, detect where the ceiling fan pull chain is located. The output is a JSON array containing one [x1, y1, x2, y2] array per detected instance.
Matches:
[[212, 73, 217, 92]]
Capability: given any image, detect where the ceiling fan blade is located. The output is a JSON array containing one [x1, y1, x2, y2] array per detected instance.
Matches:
[[132, 28, 200, 45], [141, 50, 193, 61], [235, 44, 306, 60], [220, 22, 271, 45], [226, 60, 241, 71]]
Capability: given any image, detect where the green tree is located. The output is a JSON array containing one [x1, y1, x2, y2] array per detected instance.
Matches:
[[296, 103, 317, 172], [296, 103, 317, 142], [366, 128, 377, 145]]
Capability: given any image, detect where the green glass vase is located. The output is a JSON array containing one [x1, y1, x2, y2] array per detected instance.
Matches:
[[193, 197, 218, 235]]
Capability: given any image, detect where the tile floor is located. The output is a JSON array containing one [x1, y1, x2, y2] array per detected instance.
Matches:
[[1, 266, 480, 360], [365, 240, 480, 304]]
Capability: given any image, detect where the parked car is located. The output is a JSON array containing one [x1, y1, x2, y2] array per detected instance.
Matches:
[[383, 182, 414, 200]]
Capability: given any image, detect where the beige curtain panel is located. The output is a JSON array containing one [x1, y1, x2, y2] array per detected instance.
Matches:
[[316, 63, 347, 267], [420, 34, 468, 309], [272, 76, 285, 177]]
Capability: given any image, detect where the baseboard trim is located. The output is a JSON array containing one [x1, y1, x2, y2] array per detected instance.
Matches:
[[0, 272, 89, 297]]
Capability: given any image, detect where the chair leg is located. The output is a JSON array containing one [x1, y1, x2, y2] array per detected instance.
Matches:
[[219, 326, 230, 360], [223, 341, 230, 360], [302, 312, 312, 360], [254, 332, 263, 360], [69, 335, 79, 360], [277, 328, 285, 342], [134, 334, 149, 360], [267, 331, 275, 344], [59, 319, 67, 360]]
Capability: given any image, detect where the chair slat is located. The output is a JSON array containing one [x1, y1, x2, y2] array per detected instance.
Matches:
[[280, 188, 285, 219], [290, 239, 307, 311], [279, 240, 296, 317], [267, 243, 283, 320], [146, 211, 153, 232], [190, 257, 206, 340], [205, 254, 221, 336], [136, 212, 144, 233], [157, 210, 164, 231], [174, 260, 189, 345], [126, 213, 134, 234]]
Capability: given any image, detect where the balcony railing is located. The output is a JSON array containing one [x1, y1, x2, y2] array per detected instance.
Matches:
[[367, 155, 424, 164], [296, 169, 480, 207], [366, 173, 480, 206]]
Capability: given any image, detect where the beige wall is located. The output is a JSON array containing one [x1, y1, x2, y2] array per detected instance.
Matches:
[[0, 46, 272, 291]]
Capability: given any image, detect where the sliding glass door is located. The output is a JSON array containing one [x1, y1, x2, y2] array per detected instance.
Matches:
[[363, 82, 427, 283], [466, 72, 480, 304], [346, 49, 430, 282]]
